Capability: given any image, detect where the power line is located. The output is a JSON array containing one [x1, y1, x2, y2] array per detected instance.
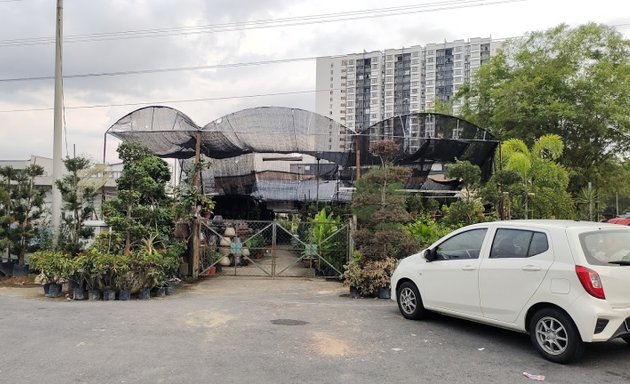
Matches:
[[0, 88, 332, 113], [0, 56, 318, 83], [0, 0, 524, 47], [1, 21, 628, 84]]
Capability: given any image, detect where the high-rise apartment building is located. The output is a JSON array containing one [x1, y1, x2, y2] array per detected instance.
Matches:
[[315, 37, 501, 151]]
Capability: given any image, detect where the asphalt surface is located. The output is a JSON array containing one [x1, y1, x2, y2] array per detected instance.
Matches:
[[1, 277, 630, 384]]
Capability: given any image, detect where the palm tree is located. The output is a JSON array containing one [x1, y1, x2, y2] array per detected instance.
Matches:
[[500, 134, 574, 219]]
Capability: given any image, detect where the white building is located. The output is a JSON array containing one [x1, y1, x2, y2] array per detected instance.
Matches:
[[315, 37, 502, 150], [0, 155, 122, 221]]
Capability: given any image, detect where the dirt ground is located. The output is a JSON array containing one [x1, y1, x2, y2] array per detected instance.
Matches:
[[0, 275, 39, 287]]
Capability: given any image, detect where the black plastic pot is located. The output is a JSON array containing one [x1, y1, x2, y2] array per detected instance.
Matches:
[[88, 289, 102, 301], [165, 284, 175, 296], [72, 287, 86, 300], [47, 283, 62, 298], [378, 287, 391, 300], [138, 288, 150, 300], [102, 288, 116, 301], [349, 286, 361, 299], [152, 287, 166, 297], [43, 283, 51, 296], [1, 262, 14, 277], [118, 289, 131, 301], [12, 264, 29, 277]]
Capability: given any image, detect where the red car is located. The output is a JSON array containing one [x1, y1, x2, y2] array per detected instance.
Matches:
[[607, 217, 630, 225]]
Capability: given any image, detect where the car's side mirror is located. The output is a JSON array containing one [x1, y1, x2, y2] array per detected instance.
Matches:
[[424, 248, 437, 262]]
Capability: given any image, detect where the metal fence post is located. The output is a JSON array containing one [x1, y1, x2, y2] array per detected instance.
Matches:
[[272, 221, 277, 279]]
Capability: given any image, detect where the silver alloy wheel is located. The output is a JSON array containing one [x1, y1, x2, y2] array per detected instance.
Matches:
[[399, 287, 417, 315], [534, 316, 569, 356]]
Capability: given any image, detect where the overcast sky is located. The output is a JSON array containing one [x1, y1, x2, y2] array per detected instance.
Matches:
[[0, 0, 628, 163]]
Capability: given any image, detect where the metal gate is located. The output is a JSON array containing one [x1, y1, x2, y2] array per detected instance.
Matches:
[[200, 219, 351, 278]]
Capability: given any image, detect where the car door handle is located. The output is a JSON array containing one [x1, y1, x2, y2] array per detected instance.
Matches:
[[521, 265, 541, 272], [461, 265, 476, 271]]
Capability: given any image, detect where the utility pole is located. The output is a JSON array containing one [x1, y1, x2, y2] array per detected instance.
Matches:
[[191, 132, 202, 278], [51, 0, 64, 244]]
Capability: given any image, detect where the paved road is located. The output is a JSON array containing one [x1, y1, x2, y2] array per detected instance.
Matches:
[[1, 277, 629, 384]]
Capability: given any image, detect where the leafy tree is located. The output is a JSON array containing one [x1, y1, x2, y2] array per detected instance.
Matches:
[[427, 100, 453, 115], [498, 135, 574, 219], [457, 23, 630, 193], [575, 185, 606, 221], [348, 140, 419, 296], [481, 168, 524, 219], [173, 159, 214, 221], [102, 142, 174, 253], [446, 160, 481, 202], [0, 165, 47, 265], [442, 160, 485, 225], [55, 157, 101, 256]]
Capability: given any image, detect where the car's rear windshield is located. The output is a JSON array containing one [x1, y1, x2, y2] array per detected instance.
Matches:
[[579, 230, 630, 266]]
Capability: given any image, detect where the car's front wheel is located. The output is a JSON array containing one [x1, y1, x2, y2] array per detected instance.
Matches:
[[529, 308, 584, 364], [396, 281, 427, 320]]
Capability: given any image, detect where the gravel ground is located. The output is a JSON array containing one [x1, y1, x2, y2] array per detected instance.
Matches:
[[1, 276, 630, 384]]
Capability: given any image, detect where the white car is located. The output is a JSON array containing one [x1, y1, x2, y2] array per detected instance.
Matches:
[[391, 220, 630, 363]]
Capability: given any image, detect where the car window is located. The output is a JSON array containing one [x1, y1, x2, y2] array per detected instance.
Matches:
[[435, 228, 487, 260], [579, 230, 630, 266], [529, 232, 549, 256], [490, 229, 549, 258]]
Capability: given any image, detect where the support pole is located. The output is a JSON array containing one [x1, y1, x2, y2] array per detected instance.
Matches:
[[101, 132, 107, 206], [316, 156, 320, 210], [191, 132, 202, 278], [51, 0, 64, 244], [354, 134, 361, 181]]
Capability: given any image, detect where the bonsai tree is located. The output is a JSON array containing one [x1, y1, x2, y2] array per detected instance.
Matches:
[[0, 165, 48, 267], [441, 160, 487, 225], [55, 156, 102, 256], [349, 140, 420, 296], [102, 141, 174, 254]]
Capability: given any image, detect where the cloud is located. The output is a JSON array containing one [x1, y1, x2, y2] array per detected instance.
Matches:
[[0, 0, 627, 163]]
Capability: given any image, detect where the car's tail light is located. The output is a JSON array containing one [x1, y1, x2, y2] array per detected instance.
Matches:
[[576, 265, 605, 299]]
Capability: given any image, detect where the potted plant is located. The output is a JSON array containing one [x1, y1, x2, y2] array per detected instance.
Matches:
[[163, 242, 184, 294], [68, 256, 87, 300], [361, 257, 396, 299], [76, 249, 106, 300], [343, 251, 364, 298], [97, 253, 117, 301], [113, 254, 134, 300], [244, 234, 266, 259], [29, 250, 70, 298]]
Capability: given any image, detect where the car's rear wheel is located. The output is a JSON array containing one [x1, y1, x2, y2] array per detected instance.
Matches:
[[396, 281, 427, 320], [529, 308, 584, 364]]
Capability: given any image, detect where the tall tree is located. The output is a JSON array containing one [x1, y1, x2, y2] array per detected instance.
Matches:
[[498, 134, 574, 219], [102, 142, 173, 254], [457, 23, 630, 193], [0, 165, 47, 265], [349, 140, 419, 296], [55, 157, 101, 256]]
